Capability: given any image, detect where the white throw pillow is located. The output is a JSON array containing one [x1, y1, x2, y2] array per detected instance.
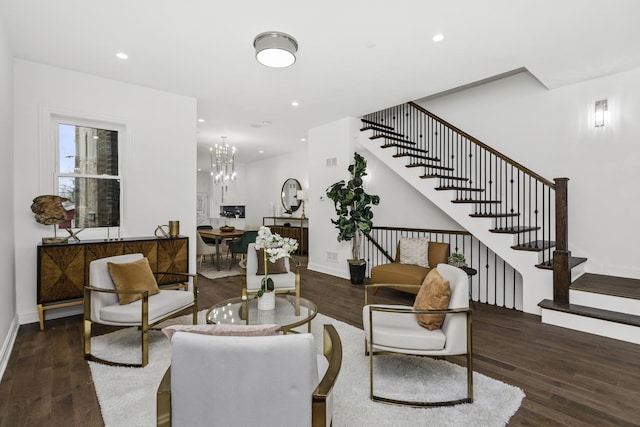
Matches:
[[399, 237, 429, 267]]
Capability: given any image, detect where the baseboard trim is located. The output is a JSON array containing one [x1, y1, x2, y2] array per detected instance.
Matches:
[[0, 314, 20, 381]]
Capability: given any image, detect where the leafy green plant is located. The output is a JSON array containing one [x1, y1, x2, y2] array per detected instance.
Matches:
[[448, 253, 466, 267], [326, 153, 380, 260]]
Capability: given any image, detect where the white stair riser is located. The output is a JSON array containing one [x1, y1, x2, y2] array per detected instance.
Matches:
[[541, 309, 640, 345], [570, 289, 640, 316], [571, 263, 586, 282]]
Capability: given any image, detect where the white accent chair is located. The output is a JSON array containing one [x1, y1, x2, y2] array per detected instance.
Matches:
[[83, 253, 197, 367], [241, 242, 300, 300], [156, 324, 342, 427], [362, 263, 473, 406]]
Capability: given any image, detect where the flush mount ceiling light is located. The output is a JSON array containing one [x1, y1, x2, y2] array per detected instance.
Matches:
[[253, 31, 298, 68]]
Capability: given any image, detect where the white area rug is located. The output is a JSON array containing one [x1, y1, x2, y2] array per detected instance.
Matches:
[[89, 312, 524, 427], [197, 261, 241, 279]]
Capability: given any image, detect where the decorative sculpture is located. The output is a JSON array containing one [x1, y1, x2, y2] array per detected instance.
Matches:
[[30, 195, 71, 244]]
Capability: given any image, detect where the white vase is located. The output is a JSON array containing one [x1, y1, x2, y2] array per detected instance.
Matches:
[[258, 291, 276, 310]]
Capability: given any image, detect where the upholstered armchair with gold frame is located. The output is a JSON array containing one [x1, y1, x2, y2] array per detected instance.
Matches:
[[362, 263, 472, 407], [240, 242, 301, 300], [156, 324, 342, 427], [83, 253, 198, 368]]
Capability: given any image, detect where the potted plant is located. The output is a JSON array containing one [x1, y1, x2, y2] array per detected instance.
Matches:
[[448, 253, 466, 267], [326, 152, 380, 284], [254, 226, 298, 309]]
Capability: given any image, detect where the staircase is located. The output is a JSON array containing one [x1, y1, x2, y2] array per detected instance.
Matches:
[[360, 102, 640, 344]]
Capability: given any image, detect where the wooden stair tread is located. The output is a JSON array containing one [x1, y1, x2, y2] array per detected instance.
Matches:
[[360, 126, 404, 137], [421, 175, 468, 181], [538, 299, 640, 328], [452, 199, 501, 204], [399, 155, 441, 162], [511, 240, 555, 251], [405, 162, 451, 170], [370, 134, 416, 145], [536, 256, 587, 270], [571, 273, 640, 300], [435, 186, 485, 192], [470, 212, 519, 218], [361, 118, 394, 131], [382, 143, 429, 155], [490, 226, 540, 234]]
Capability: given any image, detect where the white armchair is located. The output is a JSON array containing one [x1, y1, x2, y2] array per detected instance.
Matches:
[[156, 324, 342, 427], [362, 263, 472, 406], [241, 242, 300, 300], [83, 253, 197, 367]]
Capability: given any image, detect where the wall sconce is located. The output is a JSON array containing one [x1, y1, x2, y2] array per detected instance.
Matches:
[[594, 99, 608, 127]]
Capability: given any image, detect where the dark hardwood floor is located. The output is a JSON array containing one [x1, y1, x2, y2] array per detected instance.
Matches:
[[1, 262, 639, 426]]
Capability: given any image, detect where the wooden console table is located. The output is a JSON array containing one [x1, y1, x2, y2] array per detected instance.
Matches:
[[37, 235, 189, 330], [262, 217, 308, 255]]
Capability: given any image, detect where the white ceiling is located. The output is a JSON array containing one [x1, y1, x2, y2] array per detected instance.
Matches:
[[2, 0, 639, 169]]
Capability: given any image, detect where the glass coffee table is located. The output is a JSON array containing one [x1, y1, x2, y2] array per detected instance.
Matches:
[[206, 295, 318, 333]]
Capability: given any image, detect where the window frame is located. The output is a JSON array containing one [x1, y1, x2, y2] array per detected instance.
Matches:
[[52, 115, 124, 231]]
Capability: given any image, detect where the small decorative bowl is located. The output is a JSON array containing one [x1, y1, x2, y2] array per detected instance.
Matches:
[[220, 226, 235, 232]]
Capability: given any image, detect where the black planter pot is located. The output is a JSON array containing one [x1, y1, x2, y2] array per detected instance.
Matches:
[[348, 260, 367, 285]]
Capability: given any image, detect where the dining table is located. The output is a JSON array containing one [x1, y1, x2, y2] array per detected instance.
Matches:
[[199, 228, 245, 270]]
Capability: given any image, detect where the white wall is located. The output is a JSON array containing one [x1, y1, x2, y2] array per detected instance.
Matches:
[[0, 17, 17, 379], [418, 68, 640, 279], [14, 60, 197, 325], [307, 118, 354, 278], [245, 148, 309, 228]]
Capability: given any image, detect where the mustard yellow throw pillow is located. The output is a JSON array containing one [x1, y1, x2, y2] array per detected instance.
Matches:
[[107, 257, 159, 305], [413, 268, 451, 330]]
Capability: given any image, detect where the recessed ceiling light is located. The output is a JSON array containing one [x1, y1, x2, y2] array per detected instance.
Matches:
[[116, 52, 129, 60], [197, 168, 202, 172], [197, 118, 205, 123], [432, 34, 445, 42], [259, 150, 264, 154], [300, 138, 307, 142], [291, 101, 299, 107]]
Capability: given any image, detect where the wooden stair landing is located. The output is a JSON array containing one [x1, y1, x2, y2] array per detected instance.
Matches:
[[571, 273, 640, 300], [538, 299, 640, 328]]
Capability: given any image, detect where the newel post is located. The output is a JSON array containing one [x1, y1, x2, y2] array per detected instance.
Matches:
[[553, 178, 571, 303]]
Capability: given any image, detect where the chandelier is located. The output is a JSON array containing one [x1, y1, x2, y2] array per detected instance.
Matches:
[[210, 137, 236, 184]]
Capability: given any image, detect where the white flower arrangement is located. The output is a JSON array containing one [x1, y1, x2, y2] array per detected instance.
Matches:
[[254, 226, 299, 296]]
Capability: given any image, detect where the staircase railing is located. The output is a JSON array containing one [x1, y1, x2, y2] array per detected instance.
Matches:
[[363, 226, 521, 309], [362, 102, 571, 302]]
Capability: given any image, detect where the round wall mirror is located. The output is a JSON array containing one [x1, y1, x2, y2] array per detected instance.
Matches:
[[281, 178, 302, 213]]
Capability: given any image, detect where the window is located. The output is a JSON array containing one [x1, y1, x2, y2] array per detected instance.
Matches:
[[56, 121, 121, 229]]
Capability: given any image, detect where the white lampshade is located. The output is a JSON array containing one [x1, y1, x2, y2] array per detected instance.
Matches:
[[296, 189, 308, 201], [254, 32, 298, 68]]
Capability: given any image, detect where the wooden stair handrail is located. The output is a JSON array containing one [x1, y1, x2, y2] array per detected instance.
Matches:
[[408, 101, 556, 188]]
